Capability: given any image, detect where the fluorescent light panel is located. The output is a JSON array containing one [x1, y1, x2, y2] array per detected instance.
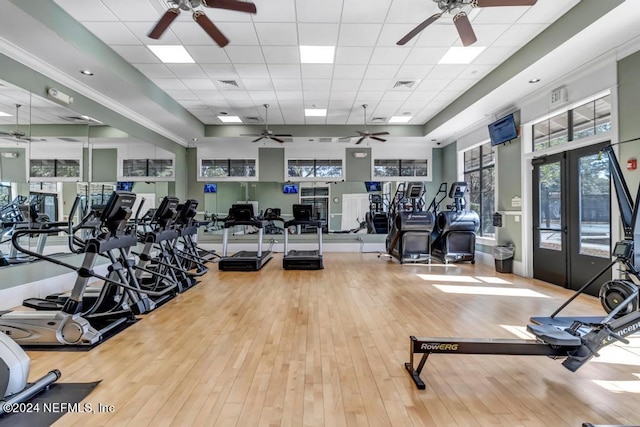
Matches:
[[0, 111, 12, 117], [438, 46, 486, 64], [305, 108, 326, 117], [218, 115, 242, 123], [388, 116, 412, 123], [147, 45, 195, 64], [299, 46, 335, 64]]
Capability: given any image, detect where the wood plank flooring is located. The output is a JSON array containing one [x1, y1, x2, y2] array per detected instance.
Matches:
[[24, 253, 640, 426]]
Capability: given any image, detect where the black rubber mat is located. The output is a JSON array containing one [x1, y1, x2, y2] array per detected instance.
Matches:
[[0, 381, 101, 427]]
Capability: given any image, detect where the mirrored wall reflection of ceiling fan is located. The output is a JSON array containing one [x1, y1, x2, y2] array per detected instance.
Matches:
[[0, 104, 30, 142], [242, 104, 292, 143], [148, 0, 257, 47], [397, 0, 538, 47], [340, 104, 389, 145]]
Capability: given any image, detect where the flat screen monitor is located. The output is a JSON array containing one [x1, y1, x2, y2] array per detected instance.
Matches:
[[231, 203, 255, 221], [293, 204, 312, 221], [365, 181, 382, 192], [204, 183, 217, 193], [116, 181, 133, 192], [283, 183, 298, 194], [488, 113, 518, 146]]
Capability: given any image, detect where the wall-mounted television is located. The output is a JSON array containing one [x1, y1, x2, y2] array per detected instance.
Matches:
[[283, 183, 298, 194], [365, 181, 382, 192], [116, 181, 133, 192], [488, 113, 518, 146], [204, 183, 217, 193]]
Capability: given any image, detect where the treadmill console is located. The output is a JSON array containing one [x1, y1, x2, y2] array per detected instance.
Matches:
[[293, 204, 312, 221], [613, 240, 633, 260], [231, 204, 255, 221]]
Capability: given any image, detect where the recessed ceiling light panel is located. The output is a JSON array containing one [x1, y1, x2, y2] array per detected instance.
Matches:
[[389, 116, 413, 123], [80, 69, 94, 76], [217, 115, 242, 123], [0, 111, 12, 117], [438, 46, 486, 64], [305, 108, 327, 117], [147, 45, 195, 64], [299, 46, 335, 64]]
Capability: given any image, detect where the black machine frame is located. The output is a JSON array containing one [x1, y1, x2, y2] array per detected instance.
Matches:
[[218, 203, 273, 271], [283, 204, 324, 270]]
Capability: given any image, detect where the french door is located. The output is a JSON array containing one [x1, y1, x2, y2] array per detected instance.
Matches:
[[532, 143, 611, 295]]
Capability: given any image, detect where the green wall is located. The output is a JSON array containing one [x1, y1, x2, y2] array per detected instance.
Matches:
[[345, 147, 372, 181], [0, 148, 26, 181], [259, 148, 284, 181], [495, 131, 523, 261], [617, 50, 640, 202], [92, 149, 117, 182]]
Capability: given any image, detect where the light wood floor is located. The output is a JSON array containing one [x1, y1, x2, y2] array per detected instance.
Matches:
[[25, 253, 640, 426]]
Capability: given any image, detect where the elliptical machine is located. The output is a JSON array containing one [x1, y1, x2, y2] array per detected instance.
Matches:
[[0, 333, 60, 415], [430, 182, 479, 264]]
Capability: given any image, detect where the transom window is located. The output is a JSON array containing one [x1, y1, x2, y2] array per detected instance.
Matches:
[[201, 159, 256, 177], [374, 159, 428, 177], [287, 159, 342, 178], [123, 159, 174, 178], [30, 159, 80, 178]]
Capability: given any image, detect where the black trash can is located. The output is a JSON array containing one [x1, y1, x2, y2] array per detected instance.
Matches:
[[493, 245, 515, 273]]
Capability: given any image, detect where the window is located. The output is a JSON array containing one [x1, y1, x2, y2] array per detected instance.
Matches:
[[287, 159, 342, 178], [123, 159, 174, 178], [201, 159, 255, 177], [0, 183, 10, 205], [533, 94, 611, 152], [463, 143, 495, 238], [374, 159, 428, 177], [30, 159, 80, 178]]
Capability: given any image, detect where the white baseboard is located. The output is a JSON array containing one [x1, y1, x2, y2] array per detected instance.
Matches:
[[201, 242, 387, 254]]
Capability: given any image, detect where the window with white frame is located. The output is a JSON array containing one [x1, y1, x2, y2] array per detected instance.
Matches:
[[463, 143, 495, 239], [533, 94, 611, 152], [122, 159, 174, 178], [30, 159, 80, 178], [373, 159, 428, 177], [200, 159, 256, 177], [287, 159, 342, 179]]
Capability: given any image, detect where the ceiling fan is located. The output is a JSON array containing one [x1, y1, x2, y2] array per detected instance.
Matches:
[[243, 104, 292, 143], [148, 0, 257, 48], [397, 0, 537, 47], [341, 105, 389, 145], [0, 104, 30, 142]]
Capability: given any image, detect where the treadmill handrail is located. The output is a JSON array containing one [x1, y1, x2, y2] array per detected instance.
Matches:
[[224, 219, 265, 228]]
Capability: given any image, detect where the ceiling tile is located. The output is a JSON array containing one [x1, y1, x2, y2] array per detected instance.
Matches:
[[100, 0, 160, 21], [55, 0, 118, 21], [181, 79, 217, 91], [426, 65, 466, 80], [170, 22, 225, 45], [386, 0, 439, 24], [223, 91, 253, 101], [254, 23, 298, 45], [416, 79, 449, 91], [261, 46, 299, 64], [342, 0, 392, 23], [333, 64, 367, 79], [518, 0, 580, 24], [184, 46, 230, 64], [377, 24, 423, 47], [112, 45, 160, 64], [395, 64, 433, 80], [404, 47, 448, 65], [473, 7, 527, 24], [459, 64, 495, 79], [474, 46, 518, 65], [364, 65, 400, 79], [493, 24, 545, 47], [197, 91, 226, 101], [225, 46, 265, 63], [83, 22, 140, 45], [381, 92, 411, 102], [234, 64, 270, 78], [445, 79, 476, 92], [166, 64, 207, 78], [272, 79, 303, 91], [268, 65, 301, 78], [252, 0, 297, 22], [132, 63, 175, 78], [303, 91, 331, 101], [275, 91, 304, 101], [433, 90, 461, 102], [338, 24, 383, 46], [301, 64, 333, 79], [215, 22, 260, 46], [249, 91, 278, 101], [472, 24, 510, 46], [369, 47, 411, 64], [331, 79, 361, 91], [201, 64, 238, 79], [356, 91, 384, 102], [164, 90, 199, 100], [329, 92, 357, 102], [303, 79, 332, 91], [413, 24, 459, 47], [295, 0, 343, 22], [241, 79, 274, 90], [297, 23, 340, 45], [124, 22, 181, 45], [334, 47, 373, 65], [359, 80, 389, 91]]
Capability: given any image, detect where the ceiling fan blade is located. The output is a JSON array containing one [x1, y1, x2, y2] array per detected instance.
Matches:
[[274, 134, 293, 137], [193, 12, 230, 47], [453, 12, 477, 47], [252, 136, 264, 143], [148, 8, 180, 39], [270, 136, 285, 143], [475, 0, 537, 6], [371, 132, 390, 136], [397, 13, 442, 46], [202, 0, 257, 14], [370, 136, 387, 142], [355, 137, 366, 145]]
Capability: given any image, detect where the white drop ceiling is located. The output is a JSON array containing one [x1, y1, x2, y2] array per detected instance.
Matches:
[[1, 0, 639, 147]]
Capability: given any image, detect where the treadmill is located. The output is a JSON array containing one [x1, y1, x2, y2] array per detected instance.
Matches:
[[218, 204, 273, 271], [283, 204, 324, 270]]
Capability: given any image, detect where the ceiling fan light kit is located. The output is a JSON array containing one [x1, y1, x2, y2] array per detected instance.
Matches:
[[0, 104, 30, 142]]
